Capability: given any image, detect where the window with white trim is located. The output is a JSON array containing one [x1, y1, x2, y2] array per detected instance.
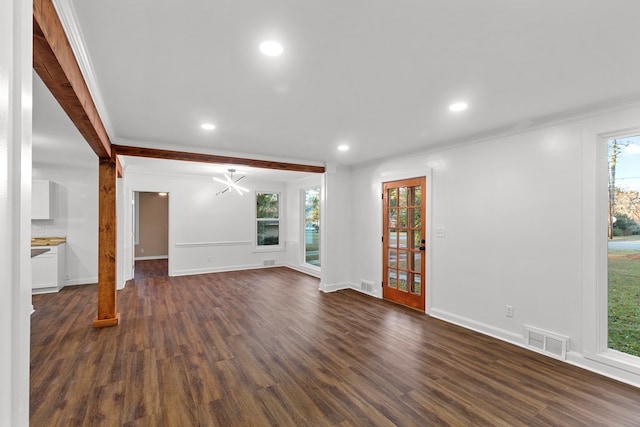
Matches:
[[256, 192, 280, 246], [607, 135, 640, 358], [303, 187, 320, 267]]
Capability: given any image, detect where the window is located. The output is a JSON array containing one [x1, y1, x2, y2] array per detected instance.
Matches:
[[304, 187, 320, 267], [256, 192, 280, 246], [607, 135, 640, 358]]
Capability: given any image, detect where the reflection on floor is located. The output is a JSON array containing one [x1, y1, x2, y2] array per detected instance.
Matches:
[[134, 258, 168, 280]]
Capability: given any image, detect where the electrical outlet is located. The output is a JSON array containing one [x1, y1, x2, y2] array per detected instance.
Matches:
[[505, 305, 514, 317], [207, 256, 212, 262]]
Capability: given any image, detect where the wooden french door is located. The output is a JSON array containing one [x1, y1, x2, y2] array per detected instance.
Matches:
[[383, 177, 426, 311]]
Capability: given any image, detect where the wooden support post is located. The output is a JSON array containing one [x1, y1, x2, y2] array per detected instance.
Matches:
[[93, 157, 119, 328]]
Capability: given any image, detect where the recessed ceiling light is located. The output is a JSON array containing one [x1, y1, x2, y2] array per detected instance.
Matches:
[[260, 40, 284, 57], [338, 145, 349, 152], [201, 123, 216, 130], [449, 102, 468, 112]]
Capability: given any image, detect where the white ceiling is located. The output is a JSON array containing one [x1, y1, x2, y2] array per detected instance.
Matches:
[[33, 71, 96, 169], [34, 0, 640, 174]]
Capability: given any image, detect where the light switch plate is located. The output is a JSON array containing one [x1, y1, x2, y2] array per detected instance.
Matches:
[[436, 227, 445, 238]]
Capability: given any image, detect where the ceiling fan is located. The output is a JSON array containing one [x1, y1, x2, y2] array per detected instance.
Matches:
[[214, 169, 249, 195]]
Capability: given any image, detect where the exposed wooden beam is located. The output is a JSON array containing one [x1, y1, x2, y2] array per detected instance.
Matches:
[[112, 144, 326, 174], [33, 0, 111, 159], [93, 157, 119, 328], [116, 156, 123, 178]]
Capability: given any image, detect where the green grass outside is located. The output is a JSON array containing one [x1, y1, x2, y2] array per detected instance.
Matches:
[[608, 249, 640, 357], [305, 231, 320, 266]]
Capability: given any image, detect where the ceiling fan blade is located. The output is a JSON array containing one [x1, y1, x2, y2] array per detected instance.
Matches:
[[213, 177, 228, 185], [214, 173, 247, 195]]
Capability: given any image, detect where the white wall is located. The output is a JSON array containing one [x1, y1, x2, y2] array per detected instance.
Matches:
[[348, 104, 640, 387], [284, 174, 322, 277], [353, 126, 582, 334], [1, 0, 32, 424], [320, 165, 353, 290], [32, 165, 98, 286], [121, 171, 294, 283]]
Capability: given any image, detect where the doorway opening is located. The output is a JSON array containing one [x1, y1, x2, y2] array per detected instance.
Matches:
[[134, 191, 169, 279]]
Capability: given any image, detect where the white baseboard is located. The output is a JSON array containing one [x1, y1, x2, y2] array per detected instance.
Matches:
[[319, 281, 354, 293], [32, 277, 98, 295], [349, 286, 382, 298], [63, 276, 98, 287], [283, 263, 321, 278], [429, 308, 525, 348], [430, 308, 640, 389], [172, 263, 280, 277], [568, 352, 640, 389], [134, 255, 168, 261], [32, 287, 59, 295], [316, 281, 382, 296]]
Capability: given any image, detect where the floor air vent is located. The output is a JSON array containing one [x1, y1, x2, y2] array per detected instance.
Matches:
[[525, 326, 569, 360], [360, 280, 374, 293]]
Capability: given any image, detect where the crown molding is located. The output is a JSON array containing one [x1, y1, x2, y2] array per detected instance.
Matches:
[[52, 0, 114, 139]]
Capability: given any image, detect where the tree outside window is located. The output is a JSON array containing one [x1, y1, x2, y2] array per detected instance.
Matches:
[[257, 192, 280, 246], [607, 136, 640, 357], [304, 188, 320, 266]]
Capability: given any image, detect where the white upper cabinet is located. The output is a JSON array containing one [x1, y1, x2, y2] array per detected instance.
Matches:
[[32, 180, 53, 220]]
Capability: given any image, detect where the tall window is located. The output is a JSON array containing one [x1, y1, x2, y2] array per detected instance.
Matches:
[[304, 187, 320, 267], [256, 192, 280, 246], [607, 135, 640, 357]]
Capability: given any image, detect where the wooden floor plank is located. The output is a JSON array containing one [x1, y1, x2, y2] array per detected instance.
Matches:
[[30, 264, 640, 425]]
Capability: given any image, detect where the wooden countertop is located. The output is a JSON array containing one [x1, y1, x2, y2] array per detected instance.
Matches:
[[31, 237, 66, 246]]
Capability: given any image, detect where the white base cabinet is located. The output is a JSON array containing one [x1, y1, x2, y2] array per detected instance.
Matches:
[[32, 244, 66, 293]]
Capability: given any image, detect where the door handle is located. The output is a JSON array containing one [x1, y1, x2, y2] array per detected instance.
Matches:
[[419, 246, 426, 251]]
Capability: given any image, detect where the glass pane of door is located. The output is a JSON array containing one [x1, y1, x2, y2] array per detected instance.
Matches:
[[382, 177, 427, 311]]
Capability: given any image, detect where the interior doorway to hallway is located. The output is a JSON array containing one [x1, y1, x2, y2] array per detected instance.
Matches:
[[133, 191, 169, 279]]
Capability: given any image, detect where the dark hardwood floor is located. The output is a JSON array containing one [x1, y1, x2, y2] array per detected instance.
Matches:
[[134, 259, 168, 280], [31, 267, 640, 426]]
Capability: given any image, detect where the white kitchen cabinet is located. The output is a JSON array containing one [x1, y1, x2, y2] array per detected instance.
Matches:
[[32, 180, 53, 220], [31, 243, 66, 293]]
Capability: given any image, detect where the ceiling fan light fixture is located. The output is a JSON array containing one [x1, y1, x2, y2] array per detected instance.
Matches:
[[214, 169, 248, 195]]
